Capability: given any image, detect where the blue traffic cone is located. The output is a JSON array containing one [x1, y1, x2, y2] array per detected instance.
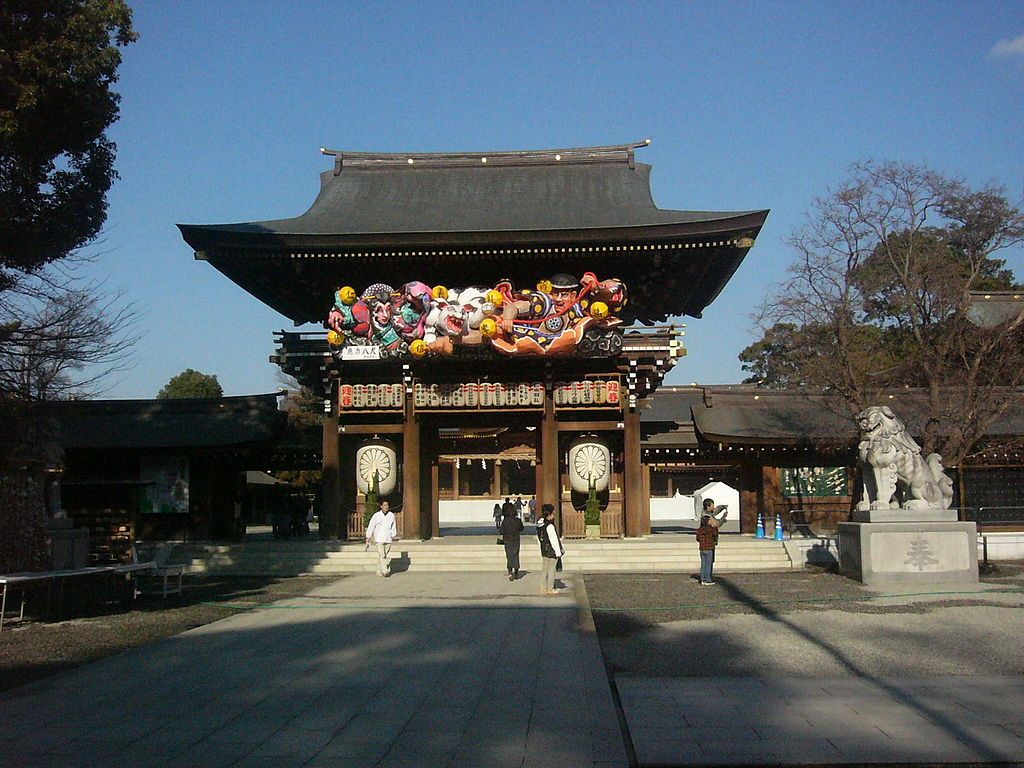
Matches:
[[755, 512, 766, 539], [774, 513, 785, 541]]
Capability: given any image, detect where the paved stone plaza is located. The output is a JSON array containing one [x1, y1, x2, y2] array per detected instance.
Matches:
[[2, 569, 1024, 767], [0, 572, 626, 768]]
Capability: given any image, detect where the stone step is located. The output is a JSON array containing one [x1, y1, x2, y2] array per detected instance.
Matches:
[[171, 536, 794, 575]]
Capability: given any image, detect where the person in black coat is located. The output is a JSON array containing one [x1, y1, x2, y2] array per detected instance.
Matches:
[[499, 505, 525, 580]]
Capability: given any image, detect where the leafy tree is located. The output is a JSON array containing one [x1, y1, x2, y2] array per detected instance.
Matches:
[[0, 1, 136, 571], [0, 0, 137, 289], [746, 161, 1024, 465], [157, 369, 223, 399]]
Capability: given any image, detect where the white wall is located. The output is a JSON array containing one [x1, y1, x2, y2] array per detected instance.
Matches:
[[650, 493, 696, 522], [440, 499, 509, 524]]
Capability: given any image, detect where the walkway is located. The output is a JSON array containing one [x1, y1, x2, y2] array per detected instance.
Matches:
[[0, 572, 627, 768]]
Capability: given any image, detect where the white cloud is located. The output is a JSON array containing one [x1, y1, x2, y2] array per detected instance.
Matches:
[[991, 33, 1024, 59]]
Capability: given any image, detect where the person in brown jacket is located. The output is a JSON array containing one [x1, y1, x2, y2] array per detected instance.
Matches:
[[696, 513, 719, 585]]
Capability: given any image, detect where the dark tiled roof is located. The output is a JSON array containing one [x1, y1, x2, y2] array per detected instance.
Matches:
[[644, 386, 1024, 446], [49, 394, 286, 450], [179, 145, 766, 239], [966, 292, 1024, 328]]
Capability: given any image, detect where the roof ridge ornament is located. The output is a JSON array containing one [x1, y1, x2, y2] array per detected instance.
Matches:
[[320, 140, 652, 175]]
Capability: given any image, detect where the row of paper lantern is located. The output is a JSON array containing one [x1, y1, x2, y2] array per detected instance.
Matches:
[[553, 380, 620, 406], [339, 383, 405, 409], [355, 436, 612, 496], [413, 382, 546, 408]]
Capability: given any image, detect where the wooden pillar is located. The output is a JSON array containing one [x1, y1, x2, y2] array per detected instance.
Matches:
[[541, 384, 560, 529], [430, 462, 440, 538], [493, 460, 502, 498], [452, 461, 460, 500], [623, 407, 643, 537], [338, 436, 355, 539], [402, 398, 421, 540], [739, 462, 761, 534], [641, 463, 652, 535], [762, 465, 783, 529], [320, 383, 342, 539]]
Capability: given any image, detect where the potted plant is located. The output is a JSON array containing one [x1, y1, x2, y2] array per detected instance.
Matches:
[[364, 470, 379, 527], [584, 478, 601, 538]]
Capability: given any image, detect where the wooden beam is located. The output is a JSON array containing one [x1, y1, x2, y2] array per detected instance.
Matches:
[[338, 423, 404, 434], [556, 420, 622, 432]]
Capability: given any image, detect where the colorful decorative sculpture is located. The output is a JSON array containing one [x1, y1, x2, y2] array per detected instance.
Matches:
[[325, 272, 627, 359]]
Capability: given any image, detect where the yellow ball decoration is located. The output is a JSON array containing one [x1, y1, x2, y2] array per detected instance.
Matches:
[[479, 317, 499, 338], [432, 285, 449, 300], [338, 286, 357, 305], [536, 279, 553, 294], [590, 301, 609, 320], [327, 330, 346, 346], [409, 339, 428, 357], [485, 289, 504, 307]]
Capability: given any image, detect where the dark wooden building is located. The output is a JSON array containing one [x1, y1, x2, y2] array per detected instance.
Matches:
[[50, 394, 288, 556]]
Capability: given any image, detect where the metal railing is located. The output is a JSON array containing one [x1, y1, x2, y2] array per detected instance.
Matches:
[[960, 506, 1024, 530]]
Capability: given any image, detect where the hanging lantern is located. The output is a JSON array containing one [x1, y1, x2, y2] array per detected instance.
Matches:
[[355, 440, 397, 496], [568, 434, 611, 493]]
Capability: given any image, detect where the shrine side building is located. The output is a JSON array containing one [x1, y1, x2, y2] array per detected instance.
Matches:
[[179, 141, 769, 539]]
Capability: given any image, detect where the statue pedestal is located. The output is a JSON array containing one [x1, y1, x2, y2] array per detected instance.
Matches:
[[852, 507, 958, 523], [838, 521, 978, 588]]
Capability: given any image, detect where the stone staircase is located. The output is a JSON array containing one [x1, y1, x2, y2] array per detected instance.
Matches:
[[169, 535, 794, 576]]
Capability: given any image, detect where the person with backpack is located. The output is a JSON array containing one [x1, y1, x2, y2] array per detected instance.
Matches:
[[536, 504, 565, 595]]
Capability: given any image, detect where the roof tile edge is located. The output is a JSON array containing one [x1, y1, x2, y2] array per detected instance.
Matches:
[[319, 140, 653, 172]]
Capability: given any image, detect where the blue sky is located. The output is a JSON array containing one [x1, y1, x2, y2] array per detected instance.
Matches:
[[87, 0, 1024, 398]]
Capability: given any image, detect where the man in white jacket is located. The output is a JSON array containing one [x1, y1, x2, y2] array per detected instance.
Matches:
[[365, 501, 398, 576]]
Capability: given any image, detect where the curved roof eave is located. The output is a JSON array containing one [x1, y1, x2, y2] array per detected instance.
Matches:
[[178, 210, 769, 253]]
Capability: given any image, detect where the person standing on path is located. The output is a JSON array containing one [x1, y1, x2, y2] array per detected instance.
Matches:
[[696, 511, 719, 585], [499, 505, 524, 580], [702, 497, 728, 529], [537, 504, 565, 594], [527, 495, 537, 523], [365, 500, 397, 576]]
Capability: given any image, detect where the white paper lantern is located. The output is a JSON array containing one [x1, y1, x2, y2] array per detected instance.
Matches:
[[568, 435, 611, 493], [356, 440, 397, 496]]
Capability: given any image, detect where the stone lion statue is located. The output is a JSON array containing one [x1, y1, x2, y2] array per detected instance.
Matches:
[[856, 406, 954, 511]]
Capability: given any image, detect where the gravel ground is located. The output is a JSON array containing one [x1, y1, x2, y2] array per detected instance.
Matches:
[[584, 562, 1024, 678], [0, 574, 340, 694]]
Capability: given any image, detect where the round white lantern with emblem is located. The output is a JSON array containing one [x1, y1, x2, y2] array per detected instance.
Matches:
[[356, 440, 397, 496], [567, 435, 611, 493]]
